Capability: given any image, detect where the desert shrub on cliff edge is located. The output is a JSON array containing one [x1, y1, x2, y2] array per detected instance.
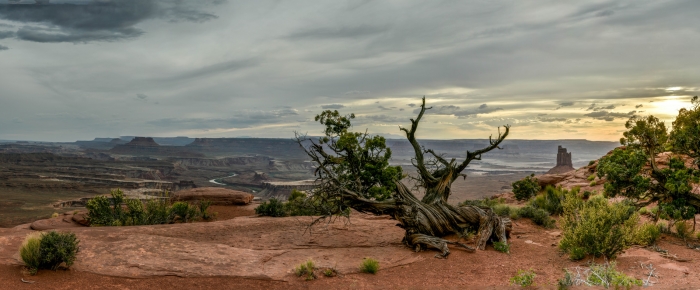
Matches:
[[559, 196, 638, 260], [512, 174, 540, 201], [20, 231, 79, 275]]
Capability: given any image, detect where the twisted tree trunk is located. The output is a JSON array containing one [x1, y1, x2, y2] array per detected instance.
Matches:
[[298, 97, 511, 257]]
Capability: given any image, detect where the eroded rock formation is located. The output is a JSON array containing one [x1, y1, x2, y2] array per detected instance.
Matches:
[[546, 146, 575, 174]]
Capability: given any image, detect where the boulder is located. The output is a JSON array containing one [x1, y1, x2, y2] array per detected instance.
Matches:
[[30, 213, 86, 231], [534, 173, 568, 188], [172, 187, 254, 205]]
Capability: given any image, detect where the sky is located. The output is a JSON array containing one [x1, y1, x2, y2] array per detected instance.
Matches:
[[0, 0, 698, 142]]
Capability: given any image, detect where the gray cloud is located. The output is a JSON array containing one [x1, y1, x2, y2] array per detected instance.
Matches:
[[0, 44, 7, 50], [0, 0, 223, 43], [136, 93, 148, 99], [378, 105, 391, 110], [583, 110, 635, 121], [421, 104, 504, 118], [635, 104, 643, 108], [586, 103, 616, 111], [359, 114, 405, 123], [538, 117, 569, 122], [288, 24, 388, 40], [321, 104, 345, 109], [0, 30, 14, 39], [148, 108, 299, 130]]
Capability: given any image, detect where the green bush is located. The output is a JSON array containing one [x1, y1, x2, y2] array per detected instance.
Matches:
[[517, 206, 555, 228], [294, 259, 316, 280], [675, 221, 691, 240], [512, 174, 541, 201], [493, 241, 510, 253], [588, 160, 596, 166], [581, 191, 593, 199], [170, 201, 199, 223], [255, 198, 288, 217], [529, 186, 574, 216], [587, 174, 596, 182], [20, 231, 80, 275], [558, 262, 642, 289], [589, 180, 597, 187], [635, 222, 661, 246], [323, 268, 337, 277], [144, 198, 171, 225], [360, 258, 379, 274], [510, 269, 535, 287], [460, 197, 503, 208], [198, 200, 215, 221], [492, 204, 516, 217], [39, 231, 79, 271], [19, 233, 42, 275], [559, 196, 638, 259]]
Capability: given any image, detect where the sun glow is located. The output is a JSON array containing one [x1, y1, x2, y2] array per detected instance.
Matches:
[[649, 98, 690, 119]]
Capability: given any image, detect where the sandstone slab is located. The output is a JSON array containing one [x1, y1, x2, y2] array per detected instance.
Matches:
[[172, 187, 254, 205]]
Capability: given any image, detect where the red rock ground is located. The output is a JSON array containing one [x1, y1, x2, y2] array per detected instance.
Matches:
[[2, 209, 699, 290]]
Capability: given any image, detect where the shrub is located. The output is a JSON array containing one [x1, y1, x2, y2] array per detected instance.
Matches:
[[589, 180, 597, 187], [360, 258, 379, 274], [144, 198, 171, 225], [581, 191, 592, 199], [124, 198, 146, 225], [635, 222, 661, 246], [198, 200, 215, 221], [39, 231, 79, 271], [675, 221, 691, 241], [588, 160, 596, 166], [587, 174, 596, 182], [512, 174, 541, 201], [294, 259, 316, 280], [517, 206, 555, 228], [460, 197, 503, 208], [51, 212, 59, 218], [19, 233, 42, 275], [638, 207, 649, 215], [568, 247, 586, 261], [86, 194, 117, 226], [493, 241, 510, 253], [255, 198, 288, 217], [510, 269, 535, 287], [558, 262, 642, 289], [529, 186, 574, 216], [559, 196, 638, 259], [170, 201, 199, 223], [492, 204, 516, 217], [323, 268, 337, 277]]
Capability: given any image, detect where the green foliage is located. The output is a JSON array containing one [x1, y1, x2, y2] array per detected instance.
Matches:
[[460, 197, 503, 208], [558, 262, 642, 289], [528, 185, 574, 216], [587, 174, 596, 182], [315, 110, 403, 201], [492, 204, 516, 217], [517, 206, 555, 228], [493, 241, 510, 253], [589, 180, 597, 187], [669, 96, 700, 169], [588, 160, 596, 166], [675, 221, 691, 240], [581, 191, 593, 199], [294, 259, 316, 280], [620, 115, 668, 157], [255, 198, 288, 217], [510, 269, 535, 287], [597, 148, 651, 200], [38, 231, 79, 271], [19, 233, 42, 275], [86, 189, 210, 226], [359, 258, 379, 274], [512, 174, 541, 201], [635, 222, 661, 246], [198, 200, 215, 221], [323, 268, 337, 277], [560, 196, 638, 259]]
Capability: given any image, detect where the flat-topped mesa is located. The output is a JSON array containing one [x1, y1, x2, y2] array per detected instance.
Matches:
[[547, 145, 575, 174], [124, 137, 160, 147]]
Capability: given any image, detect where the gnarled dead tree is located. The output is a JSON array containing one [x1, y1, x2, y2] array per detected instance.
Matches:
[[296, 97, 511, 257]]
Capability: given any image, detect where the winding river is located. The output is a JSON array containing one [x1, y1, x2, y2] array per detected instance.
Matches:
[[208, 173, 237, 185]]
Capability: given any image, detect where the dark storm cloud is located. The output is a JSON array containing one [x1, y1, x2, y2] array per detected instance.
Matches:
[[0, 0, 223, 43], [321, 104, 345, 109], [0, 30, 14, 39]]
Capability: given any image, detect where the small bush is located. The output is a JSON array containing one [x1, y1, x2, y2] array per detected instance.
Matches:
[[144, 198, 171, 225], [529, 186, 574, 216], [170, 201, 199, 223], [493, 204, 516, 217], [589, 180, 597, 187], [588, 160, 596, 166], [255, 198, 288, 217], [568, 247, 586, 261], [675, 221, 691, 240], [587, 174, 596, 182], [517, 206, 555, 228], [581, 191, 593, 199], [198, 200, 215, 221], [558, 262, 642, 289], [559, 196, 638, 259], [512, 174, 541, 201], [360, 258, 379, 274], [493, 241, 510, 253], [638, 207, 649, 215], [635, 222, 661, 246], [39, 231, 79, 271], [294, 259, 316, 280], [51, 212, 59, 218], [460, 197, 503, 208], [510, 269, 535, 287], [323, 268, 337, 277], [19, 233, 42, 275]]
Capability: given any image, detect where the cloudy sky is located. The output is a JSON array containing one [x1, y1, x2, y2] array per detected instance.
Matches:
[[0, 0, 698, 142]]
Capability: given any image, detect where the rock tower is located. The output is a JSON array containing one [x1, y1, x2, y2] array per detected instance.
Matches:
[[547, 145, 575, 174]]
